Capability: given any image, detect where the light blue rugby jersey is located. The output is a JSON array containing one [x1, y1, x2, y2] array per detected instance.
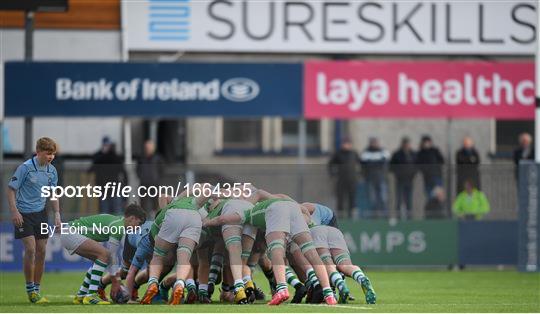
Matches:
[[311, 203, 335, 226], [127, 220, 153, 247], [8, 156, 58, 213]]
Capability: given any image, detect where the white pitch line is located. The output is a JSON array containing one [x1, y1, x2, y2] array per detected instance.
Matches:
[[289, 303, 374, 310]]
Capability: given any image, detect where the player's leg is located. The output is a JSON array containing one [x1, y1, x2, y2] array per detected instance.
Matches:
[[140, 236, 176, 304], [171, 210, 202, 305], [223, 226, 248, 304], [73, 239, 112, 305], [286, 244, 309, 303], [289, 204, 336, 305], [33, 238, 47, 298], [21, 236, 37, 302], [208, 242, 224, 298], [184, 255, 199, 304], [240, 225, 257, 301], [220, 261, 235, 303], [318, 248, 350, 304], [197, 246, 211, 303], [332, 248, 376, 304], [265, 231, 289, 305]]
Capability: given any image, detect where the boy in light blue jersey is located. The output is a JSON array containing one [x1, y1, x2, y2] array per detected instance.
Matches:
[[302, 203, 338, 227], [7, 137, 61, 304]]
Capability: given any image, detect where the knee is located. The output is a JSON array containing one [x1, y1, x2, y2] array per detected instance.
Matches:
[[98, 250, 111, 264], [24, 245, 36, 260], [35, 246, 46, 260]]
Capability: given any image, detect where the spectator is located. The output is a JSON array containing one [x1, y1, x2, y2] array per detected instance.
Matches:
[[456, 136, 480, 193], [513, 132, 535, 180], [416, 135, 444, 199], [137, 140, 164, 214], [88, 136, 127, 214], [390, 137, 417, 219], [328, 138, 360, 218], [424, 186, 446, 219], [360, 137, 390, 218], [453, 179, 490, 220]]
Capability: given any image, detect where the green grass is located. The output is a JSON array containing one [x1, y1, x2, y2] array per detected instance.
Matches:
[[0, 270, 539, 312]]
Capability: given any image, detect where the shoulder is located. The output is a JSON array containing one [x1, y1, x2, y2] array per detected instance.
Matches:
[[48, 164, 58, 174]]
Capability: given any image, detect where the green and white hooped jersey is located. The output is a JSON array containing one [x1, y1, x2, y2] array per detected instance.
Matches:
[[243, 198, 290, 229], [150, 196, 198, 238], [69, 214, 124, 242]]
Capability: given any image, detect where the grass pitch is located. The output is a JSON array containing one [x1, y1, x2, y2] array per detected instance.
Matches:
[[0, 270, 539, 312]]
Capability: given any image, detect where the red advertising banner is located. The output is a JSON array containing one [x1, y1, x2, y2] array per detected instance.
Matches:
[[304, 61, 534, 119]]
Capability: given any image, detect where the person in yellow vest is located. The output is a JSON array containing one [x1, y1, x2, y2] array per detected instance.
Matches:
[[453, 179, 490, 220]]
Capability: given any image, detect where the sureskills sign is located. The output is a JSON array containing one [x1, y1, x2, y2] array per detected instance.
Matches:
[[123, 0, 537, 54]]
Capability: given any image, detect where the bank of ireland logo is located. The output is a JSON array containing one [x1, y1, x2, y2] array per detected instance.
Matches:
[[221, 78, 260, 102]]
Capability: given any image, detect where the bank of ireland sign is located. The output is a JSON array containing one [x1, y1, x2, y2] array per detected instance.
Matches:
[[124, 0, 537, 54]]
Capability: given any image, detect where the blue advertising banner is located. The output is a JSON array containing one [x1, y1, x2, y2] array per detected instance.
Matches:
[[518, 162, 540, 272], [5, 62, 302, 117], [0, 222, 92, 271], [458, 221, 518, 265]]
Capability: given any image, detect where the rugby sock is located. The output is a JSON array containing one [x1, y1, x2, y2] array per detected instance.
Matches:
[[306, 268, 320, 288], [242, 275, 252, 284], [77, 268, 92, 296], [286, 267, 302, 288], [199, 284, 209, 293], [221, 284, 231, 292], [88, 259, 107, 295], [209, 253, 224, 285], [186, 279, 197, 292], [148, 276, 159, 286], [34, 283, 40, 293], [263, 268, 277, 288], [263, 268, 274, 280], [275, 282, 288, 293], [174, 279, 185, 290], [330, 271, 349, 293], [322, 287, 334, 298], [233, 279, 244, 292], [25, 282, 35, 294], [352, 269, 366, 284]]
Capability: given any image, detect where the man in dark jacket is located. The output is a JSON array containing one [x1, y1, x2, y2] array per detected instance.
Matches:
[[88, 136, 127, 214], [390, 137, 417, 219], [513, 132, 535, 180], [416, 135, 444, 199], [328, 138, 360, 218], [360, 137, 390, 217], [137, 140, 164, 214], [456, 136, 480, 194]]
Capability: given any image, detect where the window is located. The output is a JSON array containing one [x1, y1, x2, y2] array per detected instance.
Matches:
[[222, 119, 262, 150], [496, 120, 534, 155], [282, 119, 320, 151]]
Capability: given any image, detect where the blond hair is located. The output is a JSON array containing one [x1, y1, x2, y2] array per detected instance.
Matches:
[[36, 137, 57, 153]]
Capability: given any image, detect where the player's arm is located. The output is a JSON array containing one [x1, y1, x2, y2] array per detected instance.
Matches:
[[125, 264, 140, 300], [7, 188, 23, 227], [7, 165, 27, 228], [107, 237, 122, 298], [203, 213, 243, 227], [50, 168, 62, 228]]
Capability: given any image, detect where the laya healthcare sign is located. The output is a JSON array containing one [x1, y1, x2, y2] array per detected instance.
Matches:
[[305, 61, 535, 119], [5, 62, 302, 117], [124, 0, 536, 54]]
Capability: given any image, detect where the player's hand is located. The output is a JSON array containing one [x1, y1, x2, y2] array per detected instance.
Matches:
[[110, 281, 120, 299], [54, 212, 62, 229], [11, 211, 23, 228]]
